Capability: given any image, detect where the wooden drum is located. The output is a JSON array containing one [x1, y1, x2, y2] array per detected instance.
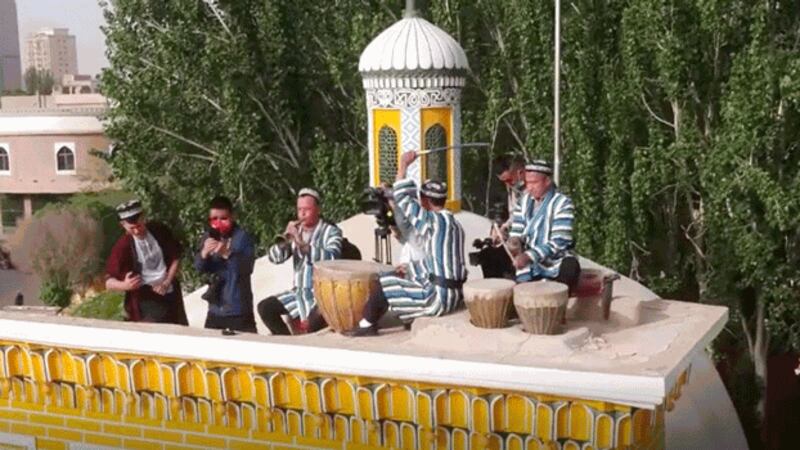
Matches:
[[313, 260, 391, 333], [513, 281, 569, 335], [463, 278, 516, 329]]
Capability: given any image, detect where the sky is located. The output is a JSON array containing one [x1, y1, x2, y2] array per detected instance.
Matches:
[[16, 0, 109, 76]]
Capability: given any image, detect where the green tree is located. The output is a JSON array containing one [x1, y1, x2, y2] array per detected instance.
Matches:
[[24, 68, 54, 96], [102, 2, 800, 443]]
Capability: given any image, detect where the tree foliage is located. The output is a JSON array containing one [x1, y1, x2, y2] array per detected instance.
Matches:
[[24, 67, 54, 96]]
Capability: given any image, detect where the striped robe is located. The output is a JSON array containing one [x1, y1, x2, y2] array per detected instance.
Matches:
[[381, 178, 467, 321], [509, 187, 575, 281], [267, 220, 342, 320]]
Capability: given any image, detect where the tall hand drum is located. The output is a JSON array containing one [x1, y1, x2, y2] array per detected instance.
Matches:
[[513, 281, 569, 335], [313, 260, 391, 333], [463, 278, 516, 328]]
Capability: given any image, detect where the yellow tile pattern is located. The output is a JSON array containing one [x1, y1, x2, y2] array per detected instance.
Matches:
[[0, 339, 688, 449]]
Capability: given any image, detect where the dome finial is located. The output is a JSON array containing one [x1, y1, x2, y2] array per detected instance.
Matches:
[[404, 0, 418, 18]]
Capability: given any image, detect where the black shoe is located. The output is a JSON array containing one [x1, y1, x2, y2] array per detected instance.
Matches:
[[344, 324, 379, 337]]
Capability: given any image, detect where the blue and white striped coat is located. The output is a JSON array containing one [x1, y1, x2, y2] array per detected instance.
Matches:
[[509, 187, 575, 281], [381, 178, 467, 321], [268, 220, 342, 320]]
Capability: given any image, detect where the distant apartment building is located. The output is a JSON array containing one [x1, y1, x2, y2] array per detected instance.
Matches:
[[23, 28, 78, 87], [0, 0, 22, 91], [0, 94, 111, 236]]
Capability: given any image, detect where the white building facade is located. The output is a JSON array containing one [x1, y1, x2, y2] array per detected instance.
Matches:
[[23, 28, 78, 85]]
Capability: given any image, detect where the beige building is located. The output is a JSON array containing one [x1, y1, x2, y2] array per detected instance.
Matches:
[[23, 28, 78, 85], [60, 74, 100, 94], [0, 94, 110, 236], [0, 0, 22, 91]]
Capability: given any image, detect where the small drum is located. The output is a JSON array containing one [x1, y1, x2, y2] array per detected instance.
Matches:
[[513, 281, 569, 335], [313, 260, 391, 333], [573, 269, 620, 320], [463, 278, 516, 329], [573, 268, 604, 297]]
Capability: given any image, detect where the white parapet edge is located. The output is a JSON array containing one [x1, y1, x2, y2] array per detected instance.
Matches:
[[0, 314, 723, 409]]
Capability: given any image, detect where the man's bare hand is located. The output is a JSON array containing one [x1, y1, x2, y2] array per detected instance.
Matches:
[[284, 220, 300, 239], [399, 150, 418, 168], [152, 279, 171, 296], [217, 238, 232, 259], [122, 272, 142, 291], [396, 151, 418, 181], [395, 263, 409, 278], [513, 253, 532, 270], [201, 238, 221, 259]]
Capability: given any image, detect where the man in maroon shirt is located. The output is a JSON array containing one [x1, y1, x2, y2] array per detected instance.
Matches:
[[105, 200, 187, 324]]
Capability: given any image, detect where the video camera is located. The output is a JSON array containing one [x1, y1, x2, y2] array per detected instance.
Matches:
[[468, 238, 495, 266], [468, 203, 515, 279], [361, 186, 395, 229]]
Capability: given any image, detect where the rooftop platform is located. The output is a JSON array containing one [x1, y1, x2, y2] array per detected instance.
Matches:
[[0, 289, 726, 409]]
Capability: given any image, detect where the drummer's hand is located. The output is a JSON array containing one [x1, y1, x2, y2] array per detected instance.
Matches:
[[399, 151, 418, 168], [397, 151, 418, 181], [514, 253, 531, 269], [490, 227, 503, 245], [395, 263, 408, 278], [506, 237, 523, 257]]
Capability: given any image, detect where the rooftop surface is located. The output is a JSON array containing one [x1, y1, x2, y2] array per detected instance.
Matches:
[[0, 287, 726, 409]]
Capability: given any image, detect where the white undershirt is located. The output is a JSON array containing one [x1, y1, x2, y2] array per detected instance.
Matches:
[[133, 231, 172, 293]]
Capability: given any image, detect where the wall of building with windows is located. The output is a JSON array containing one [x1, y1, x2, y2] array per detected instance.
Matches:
[[0, 115, 111, 236]]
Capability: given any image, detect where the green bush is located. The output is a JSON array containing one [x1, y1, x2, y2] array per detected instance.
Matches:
[[39, 278, 73, 308], [71, 291, 125, 321]]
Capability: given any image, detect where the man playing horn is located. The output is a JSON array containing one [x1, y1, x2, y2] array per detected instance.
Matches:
[[257, 188, 343, 335]]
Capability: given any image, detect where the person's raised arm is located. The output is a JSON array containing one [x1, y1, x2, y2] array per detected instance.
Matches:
[[195, 233, 224, 273], [392, 151, 433, 236]]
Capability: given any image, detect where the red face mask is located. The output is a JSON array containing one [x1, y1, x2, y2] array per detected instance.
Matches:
[[209, 217, 233, 236]]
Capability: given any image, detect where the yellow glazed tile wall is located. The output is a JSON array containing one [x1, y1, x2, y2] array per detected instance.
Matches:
[[0, 340, 688, 449]]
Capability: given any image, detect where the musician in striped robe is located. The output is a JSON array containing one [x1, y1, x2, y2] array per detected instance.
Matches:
[[509, 160, 580, 288], [257, 188, 343, 335], [347, 151, 467, 337]]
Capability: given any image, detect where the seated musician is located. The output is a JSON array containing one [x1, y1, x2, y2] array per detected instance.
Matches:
[[510, 160, 580, 288], [491, 155, 526, 243], [257, 188, 343, 335], [347, 151, 468, 337]]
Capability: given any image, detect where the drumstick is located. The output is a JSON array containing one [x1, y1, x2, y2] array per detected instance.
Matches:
[[416, 142, 491, 156]]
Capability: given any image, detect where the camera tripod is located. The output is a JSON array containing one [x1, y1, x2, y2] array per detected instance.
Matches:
[[373, 226, 392, 265]]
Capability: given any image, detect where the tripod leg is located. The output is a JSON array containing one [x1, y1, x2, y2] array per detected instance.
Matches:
[[374, 232, 380, 263]]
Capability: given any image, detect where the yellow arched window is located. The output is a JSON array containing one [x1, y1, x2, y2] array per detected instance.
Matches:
[[423, 124, 447, 183], [379, 126, 398, 183], [372, 109, 401, 185]]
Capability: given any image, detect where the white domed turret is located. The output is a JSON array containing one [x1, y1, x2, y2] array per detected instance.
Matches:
[[360, 4, 469, 211], [358, 16, 469, 78]]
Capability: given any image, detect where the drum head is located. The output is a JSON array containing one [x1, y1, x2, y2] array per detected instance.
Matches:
[[314, 260, 392, 279], [513, 280, 569, 308], [463, 278, 516, 294]]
